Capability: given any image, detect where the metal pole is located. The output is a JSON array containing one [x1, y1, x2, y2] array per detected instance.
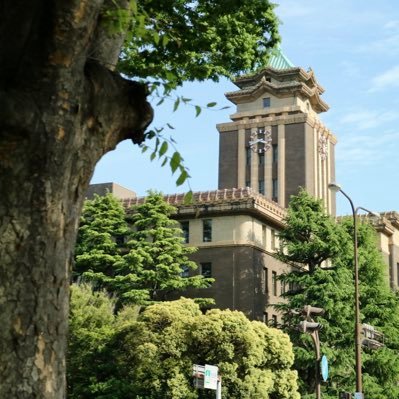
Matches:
[[311, 331, 321, 399], [216, 378, 222, 399], [337, 189, 363, 395]]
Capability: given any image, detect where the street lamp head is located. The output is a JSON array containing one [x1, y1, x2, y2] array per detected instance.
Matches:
[[328, 182, 342, 192]]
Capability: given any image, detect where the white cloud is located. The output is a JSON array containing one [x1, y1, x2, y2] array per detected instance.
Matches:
[[336, 130, 399, 165], [369, 65, 399, 92], [340, 110, 399, 130], [356, 34, 399, 56]]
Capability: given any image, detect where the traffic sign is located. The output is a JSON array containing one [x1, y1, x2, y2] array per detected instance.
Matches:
[[321, 355, 328, 382], [204, 364, 218, 390]]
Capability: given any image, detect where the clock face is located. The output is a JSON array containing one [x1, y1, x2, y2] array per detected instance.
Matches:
[[249, 128, 272, 153]]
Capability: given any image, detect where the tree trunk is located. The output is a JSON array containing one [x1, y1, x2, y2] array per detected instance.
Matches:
[[0, 1, 152, 397]]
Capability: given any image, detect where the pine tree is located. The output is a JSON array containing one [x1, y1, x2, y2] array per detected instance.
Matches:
[[75, 192, 213, 306], [74, 193, 129, 281], [276, 190, 399, 398], [111, 192, 213, 304]]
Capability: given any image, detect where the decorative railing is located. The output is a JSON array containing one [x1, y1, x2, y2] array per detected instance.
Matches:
[[121, 187, 287, 220]]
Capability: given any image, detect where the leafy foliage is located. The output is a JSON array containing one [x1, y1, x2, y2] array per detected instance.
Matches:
[[276, 190, 399, 398], [68, 293, 300, 399], [75, 193, 129, 279], [75, 192, 213, 306], [277, 188, 344, 272], [113, 0, 280, 189], [118, 0, 280, 87]]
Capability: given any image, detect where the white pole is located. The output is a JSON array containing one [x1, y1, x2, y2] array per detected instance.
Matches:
[[216, 378, 222, 399]]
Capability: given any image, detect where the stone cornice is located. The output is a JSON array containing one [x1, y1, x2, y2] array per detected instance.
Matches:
[[217, 109, 338, 145], [123, 187, 287, 228], [235, 67, 325, 94], [226, 78, 328, 113]]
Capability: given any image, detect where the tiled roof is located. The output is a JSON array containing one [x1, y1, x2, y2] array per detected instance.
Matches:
[[267, 47, 295, 70]]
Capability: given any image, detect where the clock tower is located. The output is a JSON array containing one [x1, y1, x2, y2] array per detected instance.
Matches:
[[217, 48, 337, 214]]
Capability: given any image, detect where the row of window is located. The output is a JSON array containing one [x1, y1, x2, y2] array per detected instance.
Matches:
[[181, 219, 212, 244], [181, 220, 279, 253], [263, 312, 278, 327], [254, 178, 278, 198], [262, 267, 292, 297], [246, 144, 278, 165], [181, 262, 212, 278]]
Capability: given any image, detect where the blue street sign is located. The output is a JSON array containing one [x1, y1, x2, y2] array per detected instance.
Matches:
[[321, 355, 328, 382]]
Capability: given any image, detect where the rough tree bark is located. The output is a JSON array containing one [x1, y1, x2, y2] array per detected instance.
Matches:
[[0, 1, 152, 397]]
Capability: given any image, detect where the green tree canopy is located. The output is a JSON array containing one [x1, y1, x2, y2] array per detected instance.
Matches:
[[277, 188, 344, 273], [276, 190, 399, 398], [119, 0, 280, 88], [68, 287, 300, 399], [75, 193, 129, 279], [75, 192, 213, 305]]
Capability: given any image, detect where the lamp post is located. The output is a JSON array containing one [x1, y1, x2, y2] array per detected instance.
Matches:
[[328, 182, 379, 399]]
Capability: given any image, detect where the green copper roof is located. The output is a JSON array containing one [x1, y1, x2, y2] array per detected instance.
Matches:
[[267, 47, 295, 70]]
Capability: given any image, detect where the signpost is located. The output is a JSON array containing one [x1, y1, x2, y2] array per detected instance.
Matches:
[[193, 364, 221, 398], [204, 364, 218, 390]]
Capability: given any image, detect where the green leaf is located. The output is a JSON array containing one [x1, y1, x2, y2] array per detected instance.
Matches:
[[176, 170, 188, 186], [156, 98, 165, 106], [195, 105, 201, 117], [161, 157, 168, 167], [182, 97, 192, 103], [150, 152, 156, 161], [206, 102, 217, 108], [173, 97, 180, 112], [183, 191, 193, 205], [141, 145, 148, 153], [161, 35, 170, 47], [153, 31, 160, 45], [166, 123, 175, 130], [170, 152, 181, 174], [159, 141, 168, 157]]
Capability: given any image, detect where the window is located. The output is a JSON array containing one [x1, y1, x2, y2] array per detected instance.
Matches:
[[180, 265, 190, 278], [258, 152, 265, 165], [180, 221, 189, 243], [272, 178, 278, 202], [263, 97, 271, 108], [258, 180, 265, 195], [397, 263, 399, 286], [266, 77, 271, 83], [272, 314, 278, 326], [246, 147, 251, 165], [271, 229, 276, 251], [263, 267, 268, 294], [281, 281, 286, 295], [200, 262, 212, 278], [245, 180, 250, 188], [272, 271, 277, 296], [263, 312, 269, 323], [203, 219, 212, 242], [272, 144, 278, 163], [262, 225, 267, 246]]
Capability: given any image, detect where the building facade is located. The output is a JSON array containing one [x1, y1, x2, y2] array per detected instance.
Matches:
[[88, 49, 399, 321]]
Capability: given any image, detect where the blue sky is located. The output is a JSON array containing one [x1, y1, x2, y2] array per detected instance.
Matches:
[[92, 1, 399, 215]]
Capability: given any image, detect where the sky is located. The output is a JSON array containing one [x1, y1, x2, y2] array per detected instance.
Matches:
[[92, 1, 399, 216]]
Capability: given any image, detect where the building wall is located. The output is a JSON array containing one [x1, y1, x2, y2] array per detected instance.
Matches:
[[218, 130, 239, 189], [181, 215, 280, 253], [183, 245, 289, 322]]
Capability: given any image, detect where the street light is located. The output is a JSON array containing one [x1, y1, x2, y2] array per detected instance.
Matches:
[[328, 182, 379, 399]]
